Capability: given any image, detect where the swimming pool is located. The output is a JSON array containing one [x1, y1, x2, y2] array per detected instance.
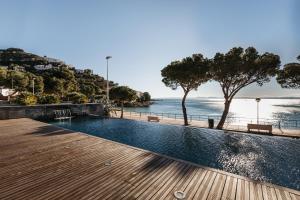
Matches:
[[48, 117, 300, 190]]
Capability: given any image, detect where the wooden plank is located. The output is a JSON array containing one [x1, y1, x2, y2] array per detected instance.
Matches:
[[183, 169, 207, 199], [82, 156, 153, 199], [123, 160, 180, 199], [37, 149, 148, 200], [275, 188, 292, 200], [103, 157, 172, 200], [262, 185, 278, 200], [21, 145, 144, 200], [290, 193, 300, 200], [158, 166, 199, 200], [192, 170, 218, 200], [221, 176, 238, 200], [64, 152, 155, 200], [144, 163, 190, 200], [206, 173, 226, 200], [0, 118, 299, 200], [249, 182, 264, 200], [0, 140, 114, 199], [236, 179, 250, 200]]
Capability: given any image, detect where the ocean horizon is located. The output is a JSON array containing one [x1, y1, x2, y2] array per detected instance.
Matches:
[[125, 97, 300, 124]]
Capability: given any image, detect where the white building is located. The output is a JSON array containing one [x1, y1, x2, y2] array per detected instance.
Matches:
[[11, 65, 25, 71], [43, 56, 65, 64], [0, 87, 19, 100], [34, 64, 53, 71]]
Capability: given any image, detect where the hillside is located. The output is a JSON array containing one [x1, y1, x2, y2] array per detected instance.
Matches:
[[0, 48, 149, 105], [0, 48, 51, 67]]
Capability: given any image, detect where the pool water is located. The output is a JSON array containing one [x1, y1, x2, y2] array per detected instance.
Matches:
[[48, 117, 300, 190]]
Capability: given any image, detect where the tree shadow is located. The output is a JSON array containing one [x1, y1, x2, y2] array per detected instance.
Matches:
[[27, 124, 75, 136], [137, 153, 193, 178]]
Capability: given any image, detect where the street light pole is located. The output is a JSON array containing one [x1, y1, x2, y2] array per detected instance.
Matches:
[[105, 56, 112, 104], [255, 98, 261, 124], [32, 78, 36, 95]]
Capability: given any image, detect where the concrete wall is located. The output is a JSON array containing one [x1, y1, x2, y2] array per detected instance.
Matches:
[[0, 103, 104, 120]]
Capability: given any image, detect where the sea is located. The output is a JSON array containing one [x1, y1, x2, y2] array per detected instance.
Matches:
[[124, 98, 300, 128]]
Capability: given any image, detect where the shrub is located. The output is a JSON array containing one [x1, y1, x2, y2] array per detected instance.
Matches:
[[38, 94, 60, 104], [92, 94, 105, 103], [15, 92, 37, 105], [66, 92, 88, 104]]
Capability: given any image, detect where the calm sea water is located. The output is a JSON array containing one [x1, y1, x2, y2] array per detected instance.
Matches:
[[125, 98, 300, 122]]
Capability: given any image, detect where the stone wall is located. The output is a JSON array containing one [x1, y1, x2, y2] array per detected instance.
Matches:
[[0, 103, 104, 120]]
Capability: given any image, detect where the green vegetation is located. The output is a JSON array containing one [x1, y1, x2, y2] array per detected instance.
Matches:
[[277, 55, 300, 89], [0, 48, 150, 106], [110, 86, 137, 118], [37, 94, 60, 104], [15, 92, 37, 105], [0, 48, 48, 67], [139, 92, 151, 102], [74, 69, 112, 99], [0, 67, 7, 85], [161, 54, 210, 125], [210, 47, 280, 129], [162, 47, 281, 128], [0, 67, 44, 94], [66, 92, 88, 104]]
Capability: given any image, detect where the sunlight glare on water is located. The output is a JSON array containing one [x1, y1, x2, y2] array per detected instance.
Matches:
[[125, 98, 300, 123], [228, 99, 300, 119]]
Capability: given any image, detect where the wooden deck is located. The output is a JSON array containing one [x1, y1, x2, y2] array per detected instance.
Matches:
[[0, 118, 299, 200]]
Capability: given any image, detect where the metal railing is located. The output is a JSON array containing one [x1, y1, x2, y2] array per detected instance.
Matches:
[[121, 111, 300, 130]]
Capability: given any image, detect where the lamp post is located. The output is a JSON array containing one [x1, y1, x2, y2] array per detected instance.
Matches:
[[32, 77, 36, 95], [105, 56, 112, 104], [255, 98, 261, 124]]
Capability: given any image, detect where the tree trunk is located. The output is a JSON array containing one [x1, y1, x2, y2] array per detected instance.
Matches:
[[120, 101, 124, 119], [182, 92, 189, 126], [216, 99, 231, 129]]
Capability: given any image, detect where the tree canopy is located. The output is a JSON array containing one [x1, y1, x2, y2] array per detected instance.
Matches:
[[161, 54, 210, 125], [0, 67, 8, 86], [141, 92, 151, 102], [276, 55, 300, 89], [110, 86, 137, 102], [110, 86, 137, 118], [210, 47, 280, 129], [8, 70, 30, 91]]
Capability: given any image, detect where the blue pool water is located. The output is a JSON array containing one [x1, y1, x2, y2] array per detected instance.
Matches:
[[48, 117, 300, 190]]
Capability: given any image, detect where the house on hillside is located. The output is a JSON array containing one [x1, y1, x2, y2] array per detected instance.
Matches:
[[0, 87, 19, 101], [43, 56, 65, 65], [34, 64, 53, 71], [10, 65, 25, 71]]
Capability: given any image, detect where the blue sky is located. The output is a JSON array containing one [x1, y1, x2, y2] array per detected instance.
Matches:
[[0, 0, 299, 98]]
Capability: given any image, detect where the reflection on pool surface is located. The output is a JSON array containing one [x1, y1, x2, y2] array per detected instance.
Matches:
[[47, 117, 300, 190]]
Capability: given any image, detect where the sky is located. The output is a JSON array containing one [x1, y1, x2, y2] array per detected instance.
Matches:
[[0, 0, 299, 98]]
